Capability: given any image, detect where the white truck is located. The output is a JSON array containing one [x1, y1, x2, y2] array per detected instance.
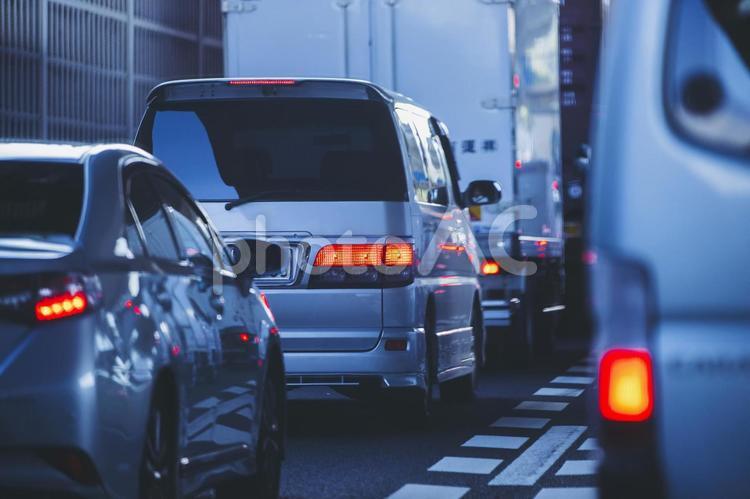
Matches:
[[222, 0, 565, 361]]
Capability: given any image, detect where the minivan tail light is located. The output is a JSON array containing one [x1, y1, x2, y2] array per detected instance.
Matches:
[[310, 243, 415, 289], [35, 292, 88, 321], [313, 243, 413, 268], [599, 348, 654, 422]]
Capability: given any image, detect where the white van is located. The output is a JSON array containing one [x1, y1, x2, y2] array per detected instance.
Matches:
[[589, 0, 750, 496], [136, 78, 502, 419]]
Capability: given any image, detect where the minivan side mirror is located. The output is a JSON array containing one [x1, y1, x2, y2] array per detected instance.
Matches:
[[463, 180, 502, 206]]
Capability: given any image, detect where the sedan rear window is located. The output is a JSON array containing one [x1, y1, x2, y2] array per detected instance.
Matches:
[[140, 99, 407, 203], [0, 162, 84, 238]]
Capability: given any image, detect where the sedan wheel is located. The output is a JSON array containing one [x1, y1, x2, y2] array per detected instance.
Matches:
[[140, 394, 177, 499], [253, 375, 283, 498]]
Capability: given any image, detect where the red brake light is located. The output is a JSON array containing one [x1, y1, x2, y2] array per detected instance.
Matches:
[[35, 292, 87, 321], [228, 79, 296, 86], [259, 292, 275, 322], [481, 260, 501, 275], [599, 348, 654, 422], [314, 244, 414, 268], [515, 160, 523, 169], [239, 333, 250, 343]]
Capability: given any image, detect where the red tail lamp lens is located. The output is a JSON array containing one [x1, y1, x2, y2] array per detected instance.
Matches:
[[36, 292, 87, 321], [228, 79, 296, 86], [239, 333, 251, 343], [599, 348, 654, 422], [259, 292, 275, 321], [481, 260, 501, 275], [314, 244, 414, 267]]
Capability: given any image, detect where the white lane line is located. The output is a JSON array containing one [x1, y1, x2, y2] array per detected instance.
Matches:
[[428, 456, 503, 474], [551, 376, 594, 385], [515, 400, 569, 412], [462, 435, 528, 450], [534, 387, 584, 398], [387, 484, 470, 499], [492, 416, 550, 429], [555, 460, 598, 476], [578, 438, 599, 451], [567, 365, 595, 374], [223, 386, 249, 395], [193, 396, 221, 409], [488, 425, 587, 486], [535, 487, 598, 499]]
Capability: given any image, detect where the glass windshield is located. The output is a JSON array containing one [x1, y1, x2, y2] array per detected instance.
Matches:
[[0, 161, 84, 238], [142, 99, 407, 203]]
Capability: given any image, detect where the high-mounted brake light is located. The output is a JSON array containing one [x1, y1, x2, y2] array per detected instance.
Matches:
[[599, 348, 654, 422], [481, 260, 501, 275], [314, 244, 414, 268], [227, 79, 296, 86], [35, 292, 87, 321]]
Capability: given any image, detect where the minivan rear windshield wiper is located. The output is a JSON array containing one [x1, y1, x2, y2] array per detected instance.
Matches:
[[224, 189, 340, 210]]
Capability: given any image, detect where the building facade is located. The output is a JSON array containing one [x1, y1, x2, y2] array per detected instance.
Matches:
[[1, 0, 223, 143]]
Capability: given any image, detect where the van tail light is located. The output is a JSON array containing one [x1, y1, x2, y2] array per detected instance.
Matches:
[[0, 273, 99, 323], [481, 260, 501, 275], [310, 243, 415, 288], [599, 349, 654, 422], [35, 292, 87, 321]]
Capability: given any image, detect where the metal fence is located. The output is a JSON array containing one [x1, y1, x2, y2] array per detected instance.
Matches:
[[0, 0, 223, 143]]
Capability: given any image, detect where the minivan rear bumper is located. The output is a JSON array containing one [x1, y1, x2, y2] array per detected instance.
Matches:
[[283, 326, 426, 390]]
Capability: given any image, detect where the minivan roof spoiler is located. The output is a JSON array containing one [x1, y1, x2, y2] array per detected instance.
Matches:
[[146, 78, 398, 105]]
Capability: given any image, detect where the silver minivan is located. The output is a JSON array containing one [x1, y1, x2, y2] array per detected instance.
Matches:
[[137, 78, 501, 418], [589, 0, 750, 497]]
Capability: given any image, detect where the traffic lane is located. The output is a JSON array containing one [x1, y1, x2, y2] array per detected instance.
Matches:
[[279, 346, 593, 499]]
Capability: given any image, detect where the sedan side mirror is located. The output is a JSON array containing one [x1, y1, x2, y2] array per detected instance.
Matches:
[[463, 180, 502, 206]]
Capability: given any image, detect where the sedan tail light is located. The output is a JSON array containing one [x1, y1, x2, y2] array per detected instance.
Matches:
[[310, 243, 415, 288], [35, 291, 87, 321], [599, 348, 654, 422], [0, 273, 99, 323]]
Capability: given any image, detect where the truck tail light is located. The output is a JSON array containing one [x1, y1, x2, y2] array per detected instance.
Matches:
[[599, 348, 654, 422], [481, 260, 501, 275], [35, 292, 87, 321], [310, 243, 415, 288]]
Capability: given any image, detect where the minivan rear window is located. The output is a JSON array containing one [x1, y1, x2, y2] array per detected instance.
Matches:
[[141, 99, 408, 203], [0, 161, 84, 238]]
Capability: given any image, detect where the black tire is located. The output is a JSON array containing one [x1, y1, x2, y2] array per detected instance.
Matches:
[[139, 385, 179, 499], [251, 372, 284, 498], [505, 297, 534, 367], [217, 366, 284, 499], [400, 306, 437, 423]]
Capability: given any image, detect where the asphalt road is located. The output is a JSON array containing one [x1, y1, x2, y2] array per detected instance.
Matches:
[[280, 343, 598, 499]]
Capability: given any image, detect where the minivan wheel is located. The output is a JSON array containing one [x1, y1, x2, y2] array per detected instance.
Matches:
[[401, 309, 437, 423], [440, 308, 479, 403], [139, 387, 178, 499]]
